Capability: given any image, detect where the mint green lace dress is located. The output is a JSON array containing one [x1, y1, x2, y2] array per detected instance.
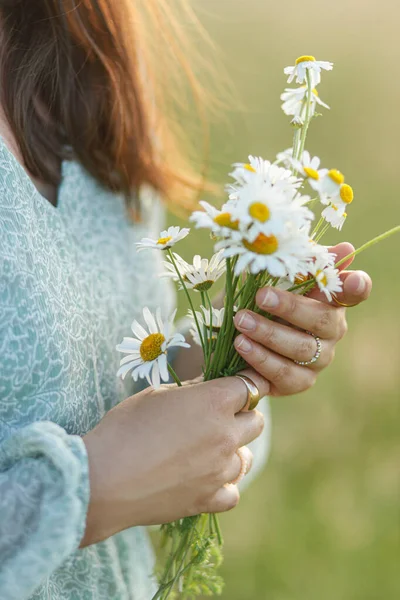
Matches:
[[0, 135, 270, 600]]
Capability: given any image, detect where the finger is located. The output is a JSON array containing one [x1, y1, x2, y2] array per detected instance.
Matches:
[[256, 286, 343, 339], [327, 242, 355, 271], [308, 270, 372, 305], [234, 309, 335, 369], [224, 446, 253, 484], [234, 334, 316, 396], [235, 409, 265, 447], [207, 483, 240, 514], [201, 371, 270, 414]]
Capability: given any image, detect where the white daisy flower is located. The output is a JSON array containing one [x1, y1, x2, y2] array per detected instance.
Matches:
[[281, 86, 330, 118], [292, 151, 328, 191], [190, 201, 241, 238], [284, 55, 333, 86], [229, 156, 301, 192], [317, 169, 346, 200], [322, 203, 348, 231], [313, 265, 343, 301], [116, 307, 190, 389], [136, 226, 190, 252], [188, 306, 234, 346], [229, 179, 314, 240], [217, 225, 314, 280], [275, 148, 294, 168], [162, 250, 226, 292]]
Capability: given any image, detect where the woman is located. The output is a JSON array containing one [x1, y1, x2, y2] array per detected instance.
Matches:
[[0, 1, 372, 599]]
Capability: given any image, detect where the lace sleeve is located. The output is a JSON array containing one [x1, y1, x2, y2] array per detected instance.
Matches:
[[0, 422, 90, 600]]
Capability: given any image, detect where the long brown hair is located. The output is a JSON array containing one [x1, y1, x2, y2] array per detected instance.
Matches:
[[0, 0, 215, 210]]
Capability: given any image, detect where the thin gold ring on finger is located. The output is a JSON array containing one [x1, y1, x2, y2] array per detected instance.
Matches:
[[293, 331, 322, 367], [332, 295, 357, 308], [230, 447, 249, 485], [234, 374, 260, 411]]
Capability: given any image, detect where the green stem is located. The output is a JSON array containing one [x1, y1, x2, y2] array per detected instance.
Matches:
[[335, 225, 400, 268], [167, 249, 205, 355], [167, 363, 182, 387], [212, 514, 223, 546], [297, 70, 313, 159]]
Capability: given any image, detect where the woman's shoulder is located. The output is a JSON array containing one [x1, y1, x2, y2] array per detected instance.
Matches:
[[0, 134, 38, 214]]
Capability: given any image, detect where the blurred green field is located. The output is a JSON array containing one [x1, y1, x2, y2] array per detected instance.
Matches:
[[168, 1, 400, 598]]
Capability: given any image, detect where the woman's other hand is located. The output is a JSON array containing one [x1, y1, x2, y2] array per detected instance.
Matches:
[[81, 370, 268, 547], [233, 242, 372, 396]]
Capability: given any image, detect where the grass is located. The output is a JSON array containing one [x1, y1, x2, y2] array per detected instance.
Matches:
[[164, 1, 400, 598]]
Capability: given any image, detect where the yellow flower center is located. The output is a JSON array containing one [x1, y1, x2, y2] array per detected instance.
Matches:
[[214, 213, 239, 230], [303, 166, 319, 180], [243, 233, 279, 255], [312, 88, 319, 97], [328, 169, 344, 185], [157, 236, 172, 245], [331, 204, 339, 211], [296, 55, 316, 65], [316, 270, 328, 287], [193, 280, 214, 292], [294, 273, 312, 285], [340, 184, 354, 204], [248, 202, 271, 222], [140, 333, 165, 362], [244, 163, 256, 173]]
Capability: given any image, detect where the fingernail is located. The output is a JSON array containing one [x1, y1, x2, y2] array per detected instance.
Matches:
[[260, 289, 279, 308], [355, 275, 367, 295], [236, 311, 256, 331], [236, 336, 252, 353]]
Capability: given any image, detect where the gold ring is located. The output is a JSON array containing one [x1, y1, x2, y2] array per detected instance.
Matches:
[[332, 295, 357, 308], [235, 374, 260, 411]]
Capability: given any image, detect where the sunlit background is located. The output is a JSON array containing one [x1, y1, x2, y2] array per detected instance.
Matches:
[[167, 0, 400, 598]]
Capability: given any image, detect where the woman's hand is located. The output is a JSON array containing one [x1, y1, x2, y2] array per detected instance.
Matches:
[[81, 370, 269, 547], [233, 242, 372, 396]]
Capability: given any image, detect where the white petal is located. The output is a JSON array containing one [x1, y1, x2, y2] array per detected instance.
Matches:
[[143, 307, 158, 334], [151, 361, 161, 389], [130, 320, 148, 340], [119, 354, 142, 367], [158, 353, 169, 382]]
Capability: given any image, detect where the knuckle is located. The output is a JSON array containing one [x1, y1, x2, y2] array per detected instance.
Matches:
[[272, 360, 292, 384], [218, 431, 238, 456], [314, 307, 335, 337], [283, 293, 298, 317], [298, 337, 315, 359], [260, 322, 277, 347]]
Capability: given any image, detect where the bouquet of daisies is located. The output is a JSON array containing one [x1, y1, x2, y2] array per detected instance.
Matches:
[[117, 56, 399, 599]]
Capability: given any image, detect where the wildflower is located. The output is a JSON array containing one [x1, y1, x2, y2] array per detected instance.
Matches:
[[281, 86, 330, 118], [136, 226, 190, 252], [116, 307, 190, 389], [292, 151, 328, 191], [188, 306, 232, 346], [190, 201, 241, 239], [313, 265, 343, 301], [229, 179, 314, 240], [217, 225, 314, 280], [284, 55, 333, 86], [317, 169, 346, 199], [162, 251, 226, 292], [229, 156, 301, 192], [322, 203, 347, 231]]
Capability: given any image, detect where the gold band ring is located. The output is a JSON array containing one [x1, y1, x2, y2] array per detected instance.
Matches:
[[332, 295, 357, 308], [235, 374, 260, 411], [230, 447, 249, 485]]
